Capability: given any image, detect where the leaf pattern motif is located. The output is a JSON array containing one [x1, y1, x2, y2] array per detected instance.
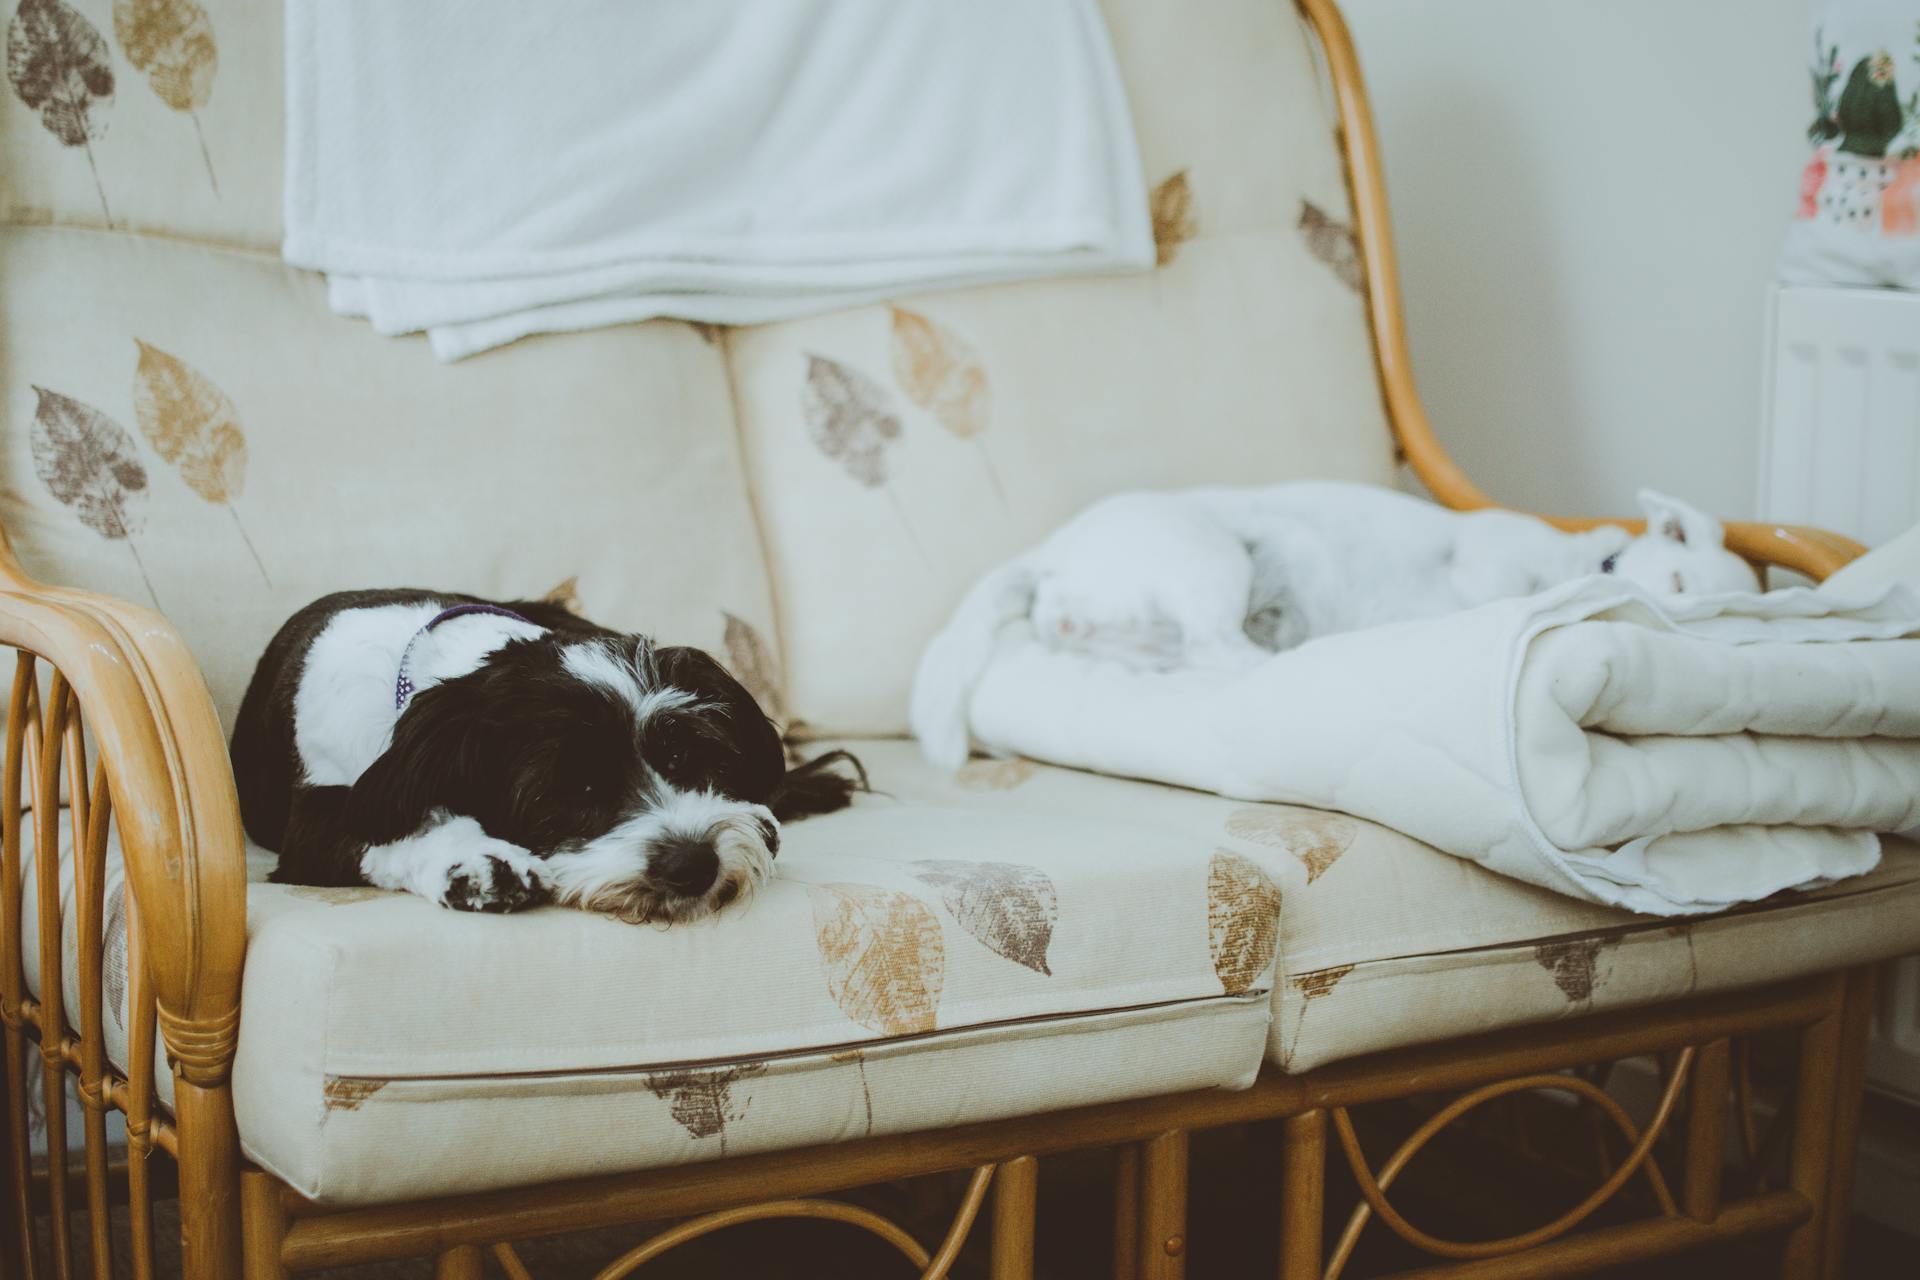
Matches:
[[1207, 851, 1281, 996], [889, 307, 1004, 506], [1532, 937, 1621, 1003], [1223, 806, 1357, 885], [801, 354, 901, 488], [28, 386, 158, 606], [541, 575, 584, 616], [1150, 170, 1197, 266], [954, 757, 1038, 792], [1298, 199, 1364, 293], [103, 878, 129, 1031], [645, 1062, 768, 1150], [111, 0, 218, 191], [130, 340, 268, 584], [321, 1078, 385, 1112], [721, 611, 787, 726], [889, 307, 988, 440], [912, 859, 1056, 975], [809, 883, 944, 1035], [799, 353, 928, 564], [1291, 964, 1353, 1001], [285, 885, 388, 905], [6, 0, 114, 220]]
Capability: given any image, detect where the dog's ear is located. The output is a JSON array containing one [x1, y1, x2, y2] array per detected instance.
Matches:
[[768, 749, 870, 822], [1636, 489, 1724, 549], [345, 690, 476, 845]]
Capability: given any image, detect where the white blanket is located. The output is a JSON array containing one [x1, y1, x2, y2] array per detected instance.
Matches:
[[964, 579, 1920, 915], [283, 1, 1152, 359]]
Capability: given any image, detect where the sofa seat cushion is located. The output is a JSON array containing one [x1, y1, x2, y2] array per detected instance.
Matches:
[[830, 740, 1920, 1074], [28, 797, 1275, 1205]]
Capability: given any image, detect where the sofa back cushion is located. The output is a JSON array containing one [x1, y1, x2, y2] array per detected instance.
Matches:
[[727, 0, 1397, 735], [0, 229, 778, 732], [0, 0, 775, 733]]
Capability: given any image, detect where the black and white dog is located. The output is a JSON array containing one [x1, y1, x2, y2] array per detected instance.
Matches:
[[231, 589, 863, 922]]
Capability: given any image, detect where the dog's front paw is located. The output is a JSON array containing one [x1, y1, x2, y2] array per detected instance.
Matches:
[[437, 845, 550, 914]]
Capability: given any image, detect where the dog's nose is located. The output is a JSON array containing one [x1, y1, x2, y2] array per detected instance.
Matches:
[[651, 838, 719, 897]]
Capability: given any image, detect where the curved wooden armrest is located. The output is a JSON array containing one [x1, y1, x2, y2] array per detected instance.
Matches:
[[1542, 514, 1867, 584], [1296, 0, 1870, 591], [0, 524, 246, 1087]]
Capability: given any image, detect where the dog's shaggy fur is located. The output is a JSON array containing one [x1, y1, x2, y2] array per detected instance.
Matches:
[[232, 589, 863, 921]]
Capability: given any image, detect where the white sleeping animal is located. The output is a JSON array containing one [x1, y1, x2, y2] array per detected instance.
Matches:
[[911, 482, 1759, 769]]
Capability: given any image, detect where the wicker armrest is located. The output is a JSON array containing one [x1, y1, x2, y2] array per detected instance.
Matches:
[[1542, 514, 1866, 584], [0, 523, 247, 1093]]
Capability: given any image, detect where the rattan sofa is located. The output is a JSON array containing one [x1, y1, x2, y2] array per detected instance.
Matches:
[[3, 1, 1917, 1277]]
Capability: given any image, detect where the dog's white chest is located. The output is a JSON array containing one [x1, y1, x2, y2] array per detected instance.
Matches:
[[292, 603, 544, 787]]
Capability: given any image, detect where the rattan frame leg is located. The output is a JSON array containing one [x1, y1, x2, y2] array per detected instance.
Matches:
[[434, 1243, 486, 1278], [1133, 1130, 1187, 1280], [1280, 1109, 1327, 1280], [1682, 1038, 1731, 1222], [1783, 974, 1848, 1279], [1818, 968, 1875, 1280], [0, 1037, 23, 1279], [242, 1167, 292, 1280], [1112, 1144, 1142, 1280], [990, 1155, 1039, 1280], [175, 1080, 245, 1278]]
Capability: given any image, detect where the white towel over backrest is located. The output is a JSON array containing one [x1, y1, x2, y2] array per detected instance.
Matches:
[[282, 1, 1154, 359]]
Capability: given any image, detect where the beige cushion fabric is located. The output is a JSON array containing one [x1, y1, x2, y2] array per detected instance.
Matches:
[[2, 0, 280, 249], [27, 739, 1920, 1201], [30, 796, 1277, 1204], [0, 226, 777, 729], [832, 740, 1920, 1073], [727, 0, 1395, 736]]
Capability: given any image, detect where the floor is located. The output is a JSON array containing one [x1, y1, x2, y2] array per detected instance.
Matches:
[[25, 1108, 1918, 1278]]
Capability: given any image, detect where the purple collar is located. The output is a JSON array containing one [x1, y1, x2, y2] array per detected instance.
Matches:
[[395, 604, 533, 711]]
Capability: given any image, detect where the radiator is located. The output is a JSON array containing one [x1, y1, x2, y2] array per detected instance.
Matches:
[[1761, 283, 1920, 1105]]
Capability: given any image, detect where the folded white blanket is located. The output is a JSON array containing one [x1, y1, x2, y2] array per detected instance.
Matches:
[[964, 578, 1920, 915], [283, 1, 1152, 359]]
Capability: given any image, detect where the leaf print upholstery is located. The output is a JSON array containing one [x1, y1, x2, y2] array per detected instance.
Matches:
[[112, 0, 220, 189], [130, 339, 268, 582], [1533, 937, 1621, 1003], [103, 879, 129, 1031], [1298, 199, 1364, 292], [1150, 170, 1197, 265], [645, 1063, 768, 1147], [1207, 851, 1282, 996], [6, 0, 114, 218], [800, 354, 902, 488], [955, 758, 1039, 792], [889, 307, 1005, 505], [1290, 964, 1354, 1001], [721, 611, 787, 726], [809, 883, 944, 1036], [1224, 806, 1357, 884], [28, 386, 158, 605], [541, 575, 584, 616], [889, 307, 989, 441], [321, 1078, 385, 1112], [912, 859, 1057, 975]]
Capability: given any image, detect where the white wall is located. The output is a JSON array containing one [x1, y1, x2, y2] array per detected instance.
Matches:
[[1341, 0, 1810, 520]]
